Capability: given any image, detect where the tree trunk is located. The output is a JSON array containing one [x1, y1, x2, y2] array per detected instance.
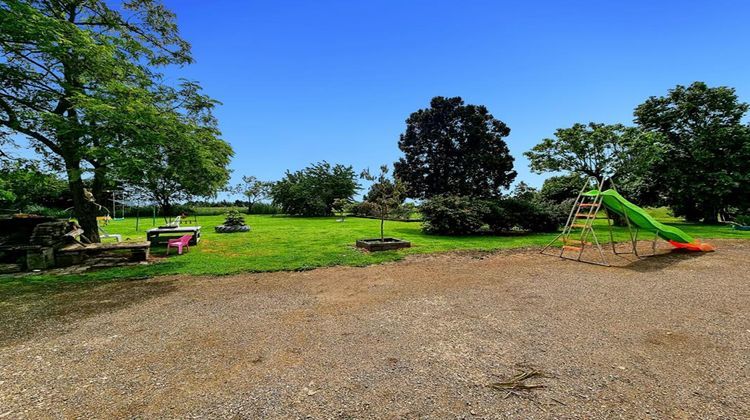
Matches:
[[65, 160, 101, 243], [380, 217, 385, 241], [684, 209, 702, 222], [161, 201, 173, 222], [682, 200, 702, 223], [247, 201, 253, 214], [702, 207, 719, 224], [91, 164, 108, 211]]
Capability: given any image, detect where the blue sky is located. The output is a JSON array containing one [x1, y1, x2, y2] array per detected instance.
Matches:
[[19, 0, 750, 197]]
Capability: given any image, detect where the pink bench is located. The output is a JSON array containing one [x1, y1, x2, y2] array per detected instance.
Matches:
[[166, 234, 193, 255]]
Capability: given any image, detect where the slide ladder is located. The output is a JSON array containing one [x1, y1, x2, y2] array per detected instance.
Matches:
[[541, 176, 609, 266]]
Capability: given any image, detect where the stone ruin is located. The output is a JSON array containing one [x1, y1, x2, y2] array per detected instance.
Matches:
[[0, 216, 149, 274]]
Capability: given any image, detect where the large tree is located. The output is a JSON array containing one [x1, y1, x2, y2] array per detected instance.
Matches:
[[238, 175, 272, 214], [394, 96, 516, 199], [525, 122, 663, 206], [634, 82, 750, 222], [115, 91, 233, 218], [270, 162, 358, 216], [525, 123, 656, 182], [0, 0, 202, 241]]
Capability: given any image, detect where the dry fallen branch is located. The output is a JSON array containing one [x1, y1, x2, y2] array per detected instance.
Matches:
[[489, 369, 547, 397]]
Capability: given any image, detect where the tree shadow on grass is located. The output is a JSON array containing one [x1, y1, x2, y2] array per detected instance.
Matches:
[[0, 275, 179, 348]]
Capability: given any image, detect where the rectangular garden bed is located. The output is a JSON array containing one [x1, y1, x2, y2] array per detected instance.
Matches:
[[356, 238, 411, 252]]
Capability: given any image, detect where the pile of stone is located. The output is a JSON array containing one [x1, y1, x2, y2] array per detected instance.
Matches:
[[29, 221, 69, 246]]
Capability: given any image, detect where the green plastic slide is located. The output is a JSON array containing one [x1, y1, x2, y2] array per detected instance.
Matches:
[[582, 189, 694, 244]]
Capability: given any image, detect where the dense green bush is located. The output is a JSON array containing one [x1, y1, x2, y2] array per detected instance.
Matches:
[[485, 198, 564, 233], [421, 195, 565, 235], [18, 204, 70, 218], [120, 204, 280, 218], [247, 202, 280, 214], [0, 160, 70, 211], [540, 173, 585, 203], [349, 201, 379, 218], [421, 195, 490, 235], [736, 214, 750, 226], [519, 199, 567, 232], [222, 210, 246, 226], [483, 198, 522, 232]]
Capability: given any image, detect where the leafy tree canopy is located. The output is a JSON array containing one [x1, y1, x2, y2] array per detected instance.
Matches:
[[509, 181, 538, 202], [0, 0, 227, 240], [120, 127, 233, 218], [539, 173, 586, 203], [394, 96, 516, 199], [0, 159, 69, 210], [110, 84, 232, 217], [270, 162, 359, 216], [524, 122, 657, 181], [237, 176, 272, 213], [526, 122, 665, 208], [634, 82, 750, 221]]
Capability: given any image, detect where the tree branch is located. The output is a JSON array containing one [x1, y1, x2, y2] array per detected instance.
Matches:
[[0, 96, 63, 156], [0, 92, 54, 114], [2, 47, 65, 84]]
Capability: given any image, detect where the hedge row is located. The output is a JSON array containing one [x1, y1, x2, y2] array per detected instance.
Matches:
[[420, 195, 568, 235]]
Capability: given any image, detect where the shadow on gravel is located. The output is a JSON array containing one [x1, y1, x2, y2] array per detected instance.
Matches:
[[0, 278, 178, 347], [616, 249, 706, 273]]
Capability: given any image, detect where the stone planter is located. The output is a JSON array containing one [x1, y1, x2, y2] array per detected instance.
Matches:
[[356, 238, 411, 252], [214, 225, 250, 233]]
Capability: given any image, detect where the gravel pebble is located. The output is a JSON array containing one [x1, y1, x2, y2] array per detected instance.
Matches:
[[0, 240, 748, 418]]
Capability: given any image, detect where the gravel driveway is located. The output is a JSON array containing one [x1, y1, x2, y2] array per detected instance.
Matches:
[[1, 240, 749, 418]]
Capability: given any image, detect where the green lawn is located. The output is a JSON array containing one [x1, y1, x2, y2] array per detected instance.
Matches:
[[2, 211, 748, 285]]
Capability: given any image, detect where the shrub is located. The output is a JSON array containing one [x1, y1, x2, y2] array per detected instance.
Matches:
[[422, 195, 565, 235], [248, 202, 280, 214], [421, 195, 490, 235], [736, 214, 750, 226], [20, 204, 69, 218], [488, 198, 565, 233], [349, 201, 379, 218], [521, 200, 566, 232], [215, 209, 251, 233], [222, 210, 246, 226], [540, 173, 585, 203], [483, 199, 521, 232]]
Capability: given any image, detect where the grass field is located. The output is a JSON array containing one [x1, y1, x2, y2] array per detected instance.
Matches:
[[1, 210, 748, 286]]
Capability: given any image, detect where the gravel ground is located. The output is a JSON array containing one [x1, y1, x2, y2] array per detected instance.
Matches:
[[1, 240, 749, 418]]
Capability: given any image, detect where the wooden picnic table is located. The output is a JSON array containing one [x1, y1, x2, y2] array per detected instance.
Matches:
[[146, 226, 201, 246]]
